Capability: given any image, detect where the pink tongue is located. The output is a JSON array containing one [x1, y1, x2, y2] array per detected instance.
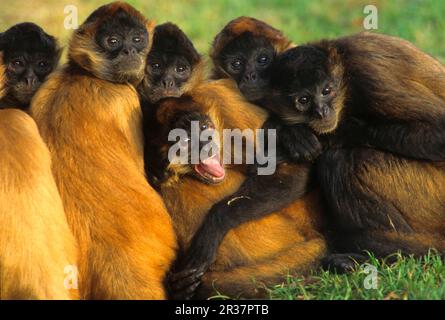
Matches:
[[200, 156, 225, 178]]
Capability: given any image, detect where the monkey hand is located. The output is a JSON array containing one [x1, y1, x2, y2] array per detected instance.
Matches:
[[167, 267, 206, 300], [279, 124, 323, 162], [167, 219, 222, 300]]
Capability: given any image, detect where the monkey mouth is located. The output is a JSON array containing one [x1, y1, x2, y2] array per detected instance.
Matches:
[[148, 89, 182, 103], [310, 115, 339, 134], [194, 154, 226, 184], [162, 90, 182, 98]]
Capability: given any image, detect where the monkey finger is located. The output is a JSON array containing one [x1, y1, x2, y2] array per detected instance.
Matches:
[[168, 268, 199, 283], [172, 281, 202, 300], [169, 270, 205, 293]]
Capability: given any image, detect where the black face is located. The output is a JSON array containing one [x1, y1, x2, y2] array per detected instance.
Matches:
[[94, 9, 149, 83], [0, 23, 59, 107], [265, 46, 340, 133], [139, 23, 200, 103], [143, 52, 192, 102], [165, 105, 225, 185], [219, 33, 275, 102]]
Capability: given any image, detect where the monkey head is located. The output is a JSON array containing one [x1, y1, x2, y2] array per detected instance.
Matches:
[[0, 23, 60, 108], [210, 16, 292, 102], [264, 45, 346, 134], [68, 2, 154, 85], [154, 97, 225, 185], [138, 23, 203, 103]]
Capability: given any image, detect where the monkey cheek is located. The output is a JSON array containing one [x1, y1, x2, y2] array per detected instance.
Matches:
[[111, 56, 146, 84], [11, 83, 39, 105]]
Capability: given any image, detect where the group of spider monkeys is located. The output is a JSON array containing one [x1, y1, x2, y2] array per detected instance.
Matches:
[[1, 1, 445, 300]]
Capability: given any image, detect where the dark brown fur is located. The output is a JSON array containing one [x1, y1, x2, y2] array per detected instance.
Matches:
[[266, 32, 445, 258]]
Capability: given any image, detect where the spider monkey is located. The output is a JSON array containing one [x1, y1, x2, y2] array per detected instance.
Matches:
[[30, 2, 176, 299], [0, 31, 76, 299], [139, 22, 205, 184], [140, 21, 326, 299], [0, 22, 61, 110], [260, 32, 445, 266], [210, 16, 293, 102], [166, 17, 327, 294], [145, 91, 326, 299]]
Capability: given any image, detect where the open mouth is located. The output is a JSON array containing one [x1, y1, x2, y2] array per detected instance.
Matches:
[[194, 153, 226, 184]]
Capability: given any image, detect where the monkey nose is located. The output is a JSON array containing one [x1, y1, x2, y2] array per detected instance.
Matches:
[[161, 79, 174, 89], [244, 72, 257, 83], [25, 76, 37, 87], [122, 48, 137, 56], [315, 105, 331, 119]]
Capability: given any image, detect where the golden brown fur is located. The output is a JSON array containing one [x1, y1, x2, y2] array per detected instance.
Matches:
[[30, 2, 177, 299], [154, 80, 327, 298], [0, 109, 77, 300]]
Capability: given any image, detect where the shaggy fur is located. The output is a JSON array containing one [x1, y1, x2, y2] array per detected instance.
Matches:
[[150, 80, 327, 298], [30, 2, 177, 299], [0, 109, 77, 300]]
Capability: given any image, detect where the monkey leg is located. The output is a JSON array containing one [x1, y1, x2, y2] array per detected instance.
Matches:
[[318, 147, 445, 258], [194, 237, 327, 299], [0, 110, 77, 300]]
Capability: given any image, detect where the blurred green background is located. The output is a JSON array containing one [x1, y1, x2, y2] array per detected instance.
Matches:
[[1, 0, 444, 61]]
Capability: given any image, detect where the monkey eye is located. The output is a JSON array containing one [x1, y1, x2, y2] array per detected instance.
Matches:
[[322, 87, 332, 96], [257, 55, 269, 64], [11, 59, 24, 68], [231, 59, 242, 70], [176, 65, 187, 73], [152, 62, 161, 69], [133, 36, 141, 43], [298, 96, 310, 104], [107, 37, 120, 47], [38, 61, 49, 68], [179, 137, 190, 148]]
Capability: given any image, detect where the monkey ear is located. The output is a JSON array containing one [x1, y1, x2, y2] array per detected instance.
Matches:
[[327, 47, 341, 65], [146, 20, 156, 34]]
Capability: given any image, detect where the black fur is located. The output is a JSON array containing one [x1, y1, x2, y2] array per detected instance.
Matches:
[[0, 22, 60, 109], [218, 33, 276, 102], [261, 32, 445, 260], [139, 23, 200, 103]]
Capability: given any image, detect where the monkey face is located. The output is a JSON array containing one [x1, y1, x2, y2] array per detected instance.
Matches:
[[170, 111, 224, 185], [138, 23, 201, 103], [219, 33, 276, 102], [286, 81, 339, 133], [94, 9, 149, 84], [0, 23, 59, 106], [141, 52, 192, 103], [5, 52, 56, 105], [265, 46, 343, 134], [158, 98, 225, 185]]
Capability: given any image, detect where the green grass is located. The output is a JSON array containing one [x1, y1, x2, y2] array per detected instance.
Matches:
[[1, 0, 445, 61], [266, 252, 445, 300], [206, 252, 445, 300]]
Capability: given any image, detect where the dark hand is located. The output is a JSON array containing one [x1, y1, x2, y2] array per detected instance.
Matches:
[[167, 212, 224, 300], [279, 124, 323, 162]]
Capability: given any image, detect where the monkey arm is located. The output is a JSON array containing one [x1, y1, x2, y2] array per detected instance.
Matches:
[[168, 162, 313, 299], [363, 120, 445, 161]]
